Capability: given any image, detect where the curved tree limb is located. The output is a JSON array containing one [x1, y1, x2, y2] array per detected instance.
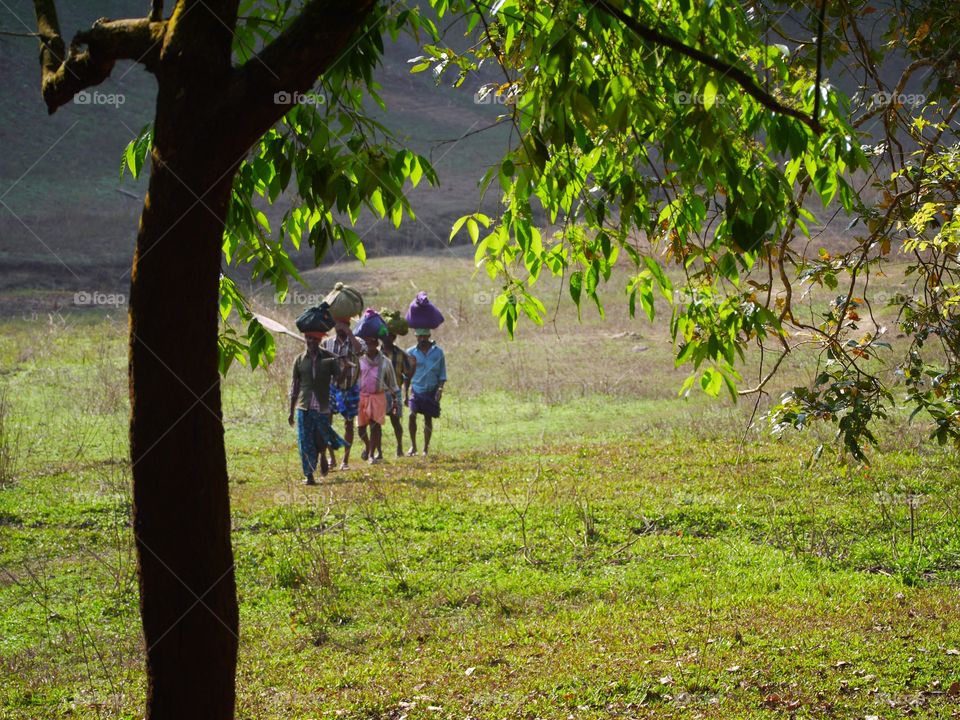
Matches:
[[591, 0, 825, 134], [32, 0, 166, 114], [224, 0, 377, 152]]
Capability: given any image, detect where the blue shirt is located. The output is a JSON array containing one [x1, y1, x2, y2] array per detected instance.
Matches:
[[407, 343, 446, 394]]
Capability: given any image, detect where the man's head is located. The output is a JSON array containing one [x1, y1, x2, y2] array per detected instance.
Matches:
[[363, 336, 380, 356], [414, 328, 431, 346], [304, 331, 325, 354], [383, 332, 397, 348], [334, 319, 351, 339]]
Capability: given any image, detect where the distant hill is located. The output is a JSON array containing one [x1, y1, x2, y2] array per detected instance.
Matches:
[[0, 0, 509, 290], [0, 2, 920, 294]]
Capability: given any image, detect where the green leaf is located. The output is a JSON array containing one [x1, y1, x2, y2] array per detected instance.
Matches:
[[717, 252, 739, 285], [370, 189, 386, 217], [721, 372, 739, 402], [702, 78, 718, 110], [639, 278, 655, 322], [643, 257, 673, 300], [700, 368, 723, 397], [450, 214, 469, 241], [569, 270, 583, 308], [341, 227, 366, 263], [121, 124, 153, 180]]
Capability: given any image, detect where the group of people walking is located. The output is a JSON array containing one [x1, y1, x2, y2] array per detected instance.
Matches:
[[288, 284, 447, 485]]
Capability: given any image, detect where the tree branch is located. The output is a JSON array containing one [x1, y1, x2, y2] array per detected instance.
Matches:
[[222, 0, 377, 153], [32, 0, 166, 114], [813, 0, 827, 126], [591, 0, 825, 134]]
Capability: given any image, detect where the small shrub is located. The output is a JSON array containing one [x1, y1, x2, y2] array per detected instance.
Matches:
[[273, 552, 307, 589], [0, 389, 22, 488]]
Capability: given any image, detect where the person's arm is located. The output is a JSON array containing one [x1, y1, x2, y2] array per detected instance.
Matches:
[[388, 358, 400, 393], [404, 352, 416, 402], [324, 356, 341, 383], [436, 350, 446, 400], [288, 358, 299, 426], [383, 360, 399, 414]]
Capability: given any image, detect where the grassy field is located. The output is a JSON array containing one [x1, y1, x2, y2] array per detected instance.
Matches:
[[2, 255, 960, 719]]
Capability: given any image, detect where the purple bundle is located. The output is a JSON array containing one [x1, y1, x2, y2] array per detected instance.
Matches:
[[405, 292, 444, 330], [353, 308, 388, 339]]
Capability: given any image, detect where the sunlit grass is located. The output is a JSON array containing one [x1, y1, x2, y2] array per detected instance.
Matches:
[[1, 257, 958, 718]]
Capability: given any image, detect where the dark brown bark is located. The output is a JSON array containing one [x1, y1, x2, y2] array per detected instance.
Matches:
[[130, 140, 239, 720], [130, 14, 242, 714], [32, 0, 166, 113]]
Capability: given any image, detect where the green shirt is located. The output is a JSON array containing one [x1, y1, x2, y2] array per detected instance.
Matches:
[[290, 351, 339, 412]]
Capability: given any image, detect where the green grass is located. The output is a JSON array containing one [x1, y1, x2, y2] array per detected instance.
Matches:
[[2, 256, 960, 718]]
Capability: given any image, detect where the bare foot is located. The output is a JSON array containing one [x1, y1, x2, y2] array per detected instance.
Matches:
[[339, 461, 349, 471]]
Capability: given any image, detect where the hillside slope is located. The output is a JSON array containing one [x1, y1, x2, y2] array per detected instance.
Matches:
[[0, 1, 508, 289]]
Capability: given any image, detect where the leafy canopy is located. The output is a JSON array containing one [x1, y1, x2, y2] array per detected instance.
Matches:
[[121, 0, 960, 458]]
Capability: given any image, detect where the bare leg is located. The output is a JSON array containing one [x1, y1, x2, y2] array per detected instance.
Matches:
[[358, 423, 370, 460], [327, 414, 337, 468], [371, 422, 382, 461], [318, 445, 329, 476], [407, 414, 418, 456], [342, 418, 355, 468], [423, 416, 433, 455], [313, 428, 329, 477], [389, 414, 403, 457]]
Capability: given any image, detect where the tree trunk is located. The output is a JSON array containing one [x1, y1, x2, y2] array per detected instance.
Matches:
[[129, 82, 240, 718], [119, 3, 379, 715], [31, 1, 382, 716]]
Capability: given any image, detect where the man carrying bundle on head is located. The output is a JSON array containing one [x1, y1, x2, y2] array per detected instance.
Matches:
[[405, 292, 447, 457], [379, 309, 417, 459], [321, 282, 364, 471], [353, 309, 399, 465], [289, 302, 349, 485]]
